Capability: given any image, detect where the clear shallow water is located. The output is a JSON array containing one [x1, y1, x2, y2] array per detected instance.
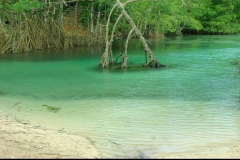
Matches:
[[0, 35, 240, 158]]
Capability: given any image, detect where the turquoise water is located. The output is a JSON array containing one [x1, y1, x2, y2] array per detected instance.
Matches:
[[0, 35, 240, 158]]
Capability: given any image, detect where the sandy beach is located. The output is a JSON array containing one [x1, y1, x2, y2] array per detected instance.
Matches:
[[0, 113, 102, 159], [157, 145, 240, 158], [1, 112, 240, 159]]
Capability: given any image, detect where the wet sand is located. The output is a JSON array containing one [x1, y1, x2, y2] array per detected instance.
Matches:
[[157, 145, 240, 158], [1, 112, 240, 159]]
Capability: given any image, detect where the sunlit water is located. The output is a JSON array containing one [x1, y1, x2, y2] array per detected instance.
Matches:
[[0, 35, 240, 158]]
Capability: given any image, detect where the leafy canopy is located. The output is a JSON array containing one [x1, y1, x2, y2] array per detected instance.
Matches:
[[0, 0, 43, 12]]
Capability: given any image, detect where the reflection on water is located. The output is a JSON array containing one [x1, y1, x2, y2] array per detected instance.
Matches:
[[0, 35, 240, 158]]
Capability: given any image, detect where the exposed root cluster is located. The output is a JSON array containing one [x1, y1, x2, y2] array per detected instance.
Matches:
[[0, 9, 105, 54], [98, 0, 165, 69]]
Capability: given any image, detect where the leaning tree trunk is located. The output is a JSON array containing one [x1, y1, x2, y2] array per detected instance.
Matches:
[[121, 29, 134, 68], [98, 4, 118, 67], [116, 0, 164, 67], [99, 0, 165, 68], [90, 3, 94, 34]]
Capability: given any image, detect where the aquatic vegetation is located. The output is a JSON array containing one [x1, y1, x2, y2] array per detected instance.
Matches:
[[7, 101, 22, 112], [14, 102, 21, 107], [17, 106, 22, 112], [42, 105, 61, 113]]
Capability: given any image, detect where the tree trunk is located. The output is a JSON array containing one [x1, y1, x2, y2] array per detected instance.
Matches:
[[99, 0, 165, 68], [121, 29, 134, 68], [90, 3, 94, 33], [95, 3, 101, 33], [59, 0, 66, 25], [98, 4, 117, 67], [43, 0, 48, 23], [74, 1, 78, 27], [116, 0, 164, 67]]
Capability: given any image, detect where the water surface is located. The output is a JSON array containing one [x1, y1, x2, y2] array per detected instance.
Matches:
[[0, 35, 240, 158]]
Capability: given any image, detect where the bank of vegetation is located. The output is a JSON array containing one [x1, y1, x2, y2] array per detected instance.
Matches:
[[0, 0, 240, 67]]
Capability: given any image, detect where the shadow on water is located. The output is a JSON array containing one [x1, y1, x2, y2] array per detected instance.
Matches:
[[89, 62, 171, 73], [0, 91, 9, 96], [0, 47, 103, 62]]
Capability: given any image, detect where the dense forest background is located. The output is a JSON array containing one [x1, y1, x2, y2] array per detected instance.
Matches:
[[0, 0, 240, 55]]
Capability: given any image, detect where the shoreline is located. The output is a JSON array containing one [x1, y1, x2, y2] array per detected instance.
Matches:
[[1, 111, 240, 158], [2, 112, 240, 159], [0, 113, 102, 159], [158, 144, 240, 158]]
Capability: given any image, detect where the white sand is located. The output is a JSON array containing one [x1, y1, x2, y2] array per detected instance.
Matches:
[[0, 113, 102, 159], [157, 144, 240, 158], [1, 112, 240, 159]]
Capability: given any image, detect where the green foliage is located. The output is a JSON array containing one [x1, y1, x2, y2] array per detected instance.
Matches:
[[11, 0, 43, 12], [1, 0, 240, 37], [191, 0, 240, 34], [76, 0, 240, 36], [80, 0, 116, 27], [0, 1, 12, 11], [122, 0, 202, 36], [0, 0, 43, 12]]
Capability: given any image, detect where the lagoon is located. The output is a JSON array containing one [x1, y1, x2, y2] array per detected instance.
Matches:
[[0, 35, 240, 158]]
